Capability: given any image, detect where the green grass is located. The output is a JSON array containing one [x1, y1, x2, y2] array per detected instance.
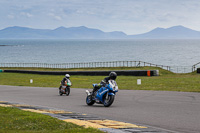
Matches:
[[0, 106, 102, 133], [0, 67, 199, 132], [0, 67, 200, 92]]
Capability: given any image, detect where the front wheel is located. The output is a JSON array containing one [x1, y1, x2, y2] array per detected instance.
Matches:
[[103, 95, 115, 107], [86, 95, 95, 106], [59, 86, 63, 96], [65, 87, 70, 96]]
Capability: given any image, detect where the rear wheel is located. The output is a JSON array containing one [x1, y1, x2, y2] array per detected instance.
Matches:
[[86, 95, 95, 106], [103, 95, 115, 107]]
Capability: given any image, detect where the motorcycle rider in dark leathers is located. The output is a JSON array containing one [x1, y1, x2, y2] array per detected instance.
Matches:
[[92, 72, 117, 95]]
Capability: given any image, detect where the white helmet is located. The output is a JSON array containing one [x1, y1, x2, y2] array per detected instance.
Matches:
[[65, 74, 70, 78]]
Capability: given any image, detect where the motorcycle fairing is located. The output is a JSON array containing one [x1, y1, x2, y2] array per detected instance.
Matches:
[[96, 87, 109, 102], [108, 92, 115, 96]]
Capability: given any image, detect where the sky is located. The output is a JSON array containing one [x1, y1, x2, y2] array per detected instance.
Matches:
[[0, 0, 200, 35]]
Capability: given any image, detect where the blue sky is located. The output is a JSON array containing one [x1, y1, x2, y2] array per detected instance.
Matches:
[[0, 0, 200, 35]]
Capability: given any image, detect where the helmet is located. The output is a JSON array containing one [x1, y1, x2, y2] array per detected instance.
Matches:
[[65, 74, 70, 78], [109, 72, 117, 80]]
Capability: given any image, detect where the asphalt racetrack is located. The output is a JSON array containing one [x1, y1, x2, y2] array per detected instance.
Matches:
[[0, 85, 199, 133]]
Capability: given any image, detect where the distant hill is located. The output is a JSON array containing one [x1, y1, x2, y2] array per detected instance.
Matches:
[[129, 25, 200, 39], [0, 25, 200, 39], [0, 26, 127, 39]]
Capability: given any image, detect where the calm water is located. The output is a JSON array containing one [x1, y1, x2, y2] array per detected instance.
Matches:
[[0, 39, 200, 67]]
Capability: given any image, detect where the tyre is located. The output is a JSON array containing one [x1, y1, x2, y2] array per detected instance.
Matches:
[[59, 91, 63, 96], [66, 87, 70, 96], [103, 95, 115, 107], [59, 87, 62, 96], [86, 95, 95, 106]]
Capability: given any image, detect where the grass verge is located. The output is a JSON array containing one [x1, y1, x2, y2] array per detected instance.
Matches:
[[0, 67, 200, 92], [0, 106, 102, 133]]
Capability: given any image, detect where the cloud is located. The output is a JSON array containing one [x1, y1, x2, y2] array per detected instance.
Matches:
[[20, 12, 33, 18], [1, 0, 200, 34], [48, 13, 62, 21], [7, 14, 15, 19]]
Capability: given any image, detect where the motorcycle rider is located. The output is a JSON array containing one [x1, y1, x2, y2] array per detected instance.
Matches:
[[59, 74, 71, 91], [92, 72, 117, 94]]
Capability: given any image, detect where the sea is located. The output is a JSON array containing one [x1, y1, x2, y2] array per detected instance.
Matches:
[[0, 39, 200, 68]]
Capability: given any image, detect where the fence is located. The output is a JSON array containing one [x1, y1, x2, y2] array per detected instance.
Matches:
[[169, 66, 193, 73], [0, 61, 198, 73], [0, 61, 170, 69], [192, 62, 200, 72]]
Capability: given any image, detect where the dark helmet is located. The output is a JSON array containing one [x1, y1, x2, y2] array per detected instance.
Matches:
[[109, 72, 117, 80]]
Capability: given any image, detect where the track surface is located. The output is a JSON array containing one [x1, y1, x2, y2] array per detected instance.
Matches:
[[0, 85, 199, 133]]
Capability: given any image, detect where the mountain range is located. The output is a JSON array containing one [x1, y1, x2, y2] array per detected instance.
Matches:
[[0, 25, 200, 39]]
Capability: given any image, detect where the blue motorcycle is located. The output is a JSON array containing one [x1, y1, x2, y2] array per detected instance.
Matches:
[[86, 80, 118, 107]]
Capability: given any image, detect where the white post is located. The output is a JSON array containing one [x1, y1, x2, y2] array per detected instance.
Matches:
[[137, 79, 141, 85]]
